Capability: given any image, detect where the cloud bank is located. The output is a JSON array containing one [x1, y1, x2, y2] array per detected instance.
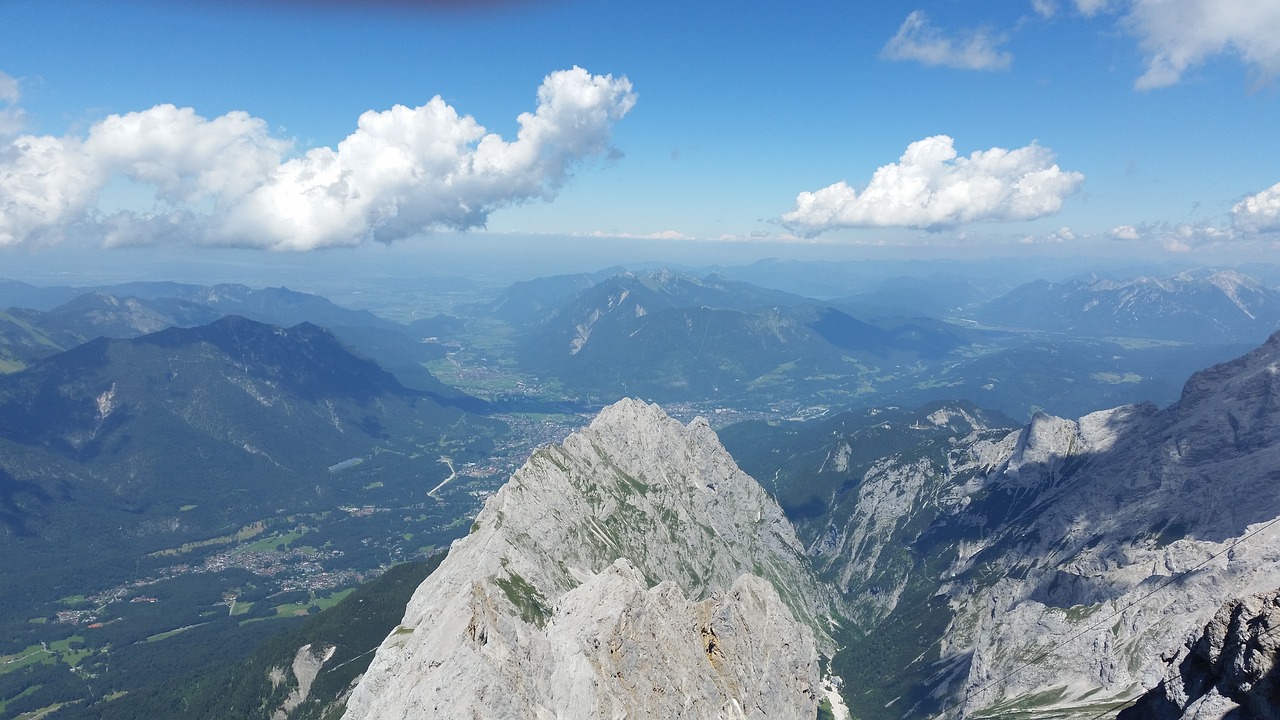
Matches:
[[1105, 178, 1280, 251], [782, 135, 1083, 236], [1110, 221, 1233, 252], [0, 66, 636, 250], [883, 11, 1012, 71]]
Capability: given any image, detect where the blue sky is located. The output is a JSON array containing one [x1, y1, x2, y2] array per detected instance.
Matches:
[[1, 0, 1279, 279]]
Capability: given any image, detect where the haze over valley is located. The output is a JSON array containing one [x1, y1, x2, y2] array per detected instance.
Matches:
[[0, 257, 1277, 718], [3, 0, 1280, 718]]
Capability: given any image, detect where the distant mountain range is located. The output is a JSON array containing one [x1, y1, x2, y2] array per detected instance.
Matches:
[[0, 280, 467, 401], [513, 268, 971, 403], [5, 268, 1273, 422], [0, 280, 394, 328], [972, 269, 1280, 344], [494, 267, 1262, 420]]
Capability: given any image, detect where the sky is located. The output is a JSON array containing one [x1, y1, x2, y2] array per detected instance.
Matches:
[[1, 0, 1279, 284]]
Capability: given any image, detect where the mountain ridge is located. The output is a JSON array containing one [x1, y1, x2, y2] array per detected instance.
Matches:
[[342, 397, 838, 720], [973, 270, 1280, 344], [717, 330, 1280, 718]]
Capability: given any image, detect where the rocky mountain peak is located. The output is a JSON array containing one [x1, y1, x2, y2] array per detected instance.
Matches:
[[1205, 268, 1263, 292], [1171, 330, 1280, 462], [1178, 328, 1280, 402], [584, 394, 678, 433], [341, 398, 833, 720]]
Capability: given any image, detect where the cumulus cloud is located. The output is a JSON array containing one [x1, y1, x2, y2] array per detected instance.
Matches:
[[947, 1, 1277, 88], [781, 135, 1083, 236], [1232, 181, 1280, 234], [883, 11, 1012, 71], [1110, 224, 1141, 240], [0, 66, 636, 250]]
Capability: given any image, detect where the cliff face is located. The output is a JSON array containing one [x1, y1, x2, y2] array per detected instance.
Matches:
[[1121, 588, 1280, 720], [939, 332, 1280, 717], [728, 332, 1280, 719], [342, 398, 833, 720]]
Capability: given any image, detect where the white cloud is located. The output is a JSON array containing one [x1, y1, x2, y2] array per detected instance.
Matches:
[[1065, 0, 1280, 88], [883, 11, 1013, 71], [1022, 2, 1280, 88], [88, 105, 291, 208], [1159, 223, 1231, 251], [782, 135, 1083, 236], [1021, 226, 1076, 244], [0, 135, 99, 246], [1108, 221, 1233, 250], [1232, 181, 1280, 234], [0, 66, 636, 250], [1110, 224, 1141, 240], [1128, 0, 1280, 89]]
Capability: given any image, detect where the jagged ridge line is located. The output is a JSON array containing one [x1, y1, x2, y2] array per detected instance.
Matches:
[[1171, 620, 1280, 720]]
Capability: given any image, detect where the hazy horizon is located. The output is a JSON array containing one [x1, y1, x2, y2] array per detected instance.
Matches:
[[3, 0, 1279, 287]]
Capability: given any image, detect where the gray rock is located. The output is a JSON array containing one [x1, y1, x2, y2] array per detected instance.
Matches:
[[342, 398, 830, 720], [800, 332, 1280, 718], [1121, 588, 1280, 720]]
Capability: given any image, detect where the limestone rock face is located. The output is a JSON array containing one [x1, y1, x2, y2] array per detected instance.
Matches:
[[342, 398, 828, 720], [1121, 588, 1280, 720], [786, 332, 1280, 718], [939, 332, 1280, 717], [536, 560, 818, 719]]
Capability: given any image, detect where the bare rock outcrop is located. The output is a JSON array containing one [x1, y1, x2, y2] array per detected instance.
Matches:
[[1121, 589, 1280, 720], [342, 398, 830, 720]]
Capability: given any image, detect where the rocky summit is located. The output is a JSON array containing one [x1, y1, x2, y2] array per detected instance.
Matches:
[[342, 398, 836, 720]]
